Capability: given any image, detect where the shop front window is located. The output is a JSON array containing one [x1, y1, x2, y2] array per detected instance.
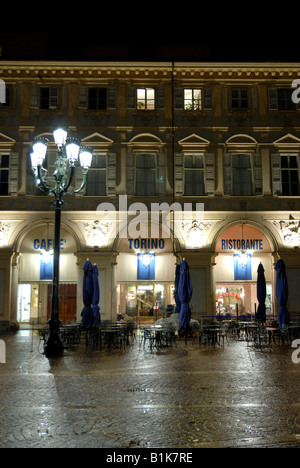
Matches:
[[124, 283, 168, 322]]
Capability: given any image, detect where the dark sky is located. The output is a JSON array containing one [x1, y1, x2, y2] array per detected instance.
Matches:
[[1, 7, 298, 62]]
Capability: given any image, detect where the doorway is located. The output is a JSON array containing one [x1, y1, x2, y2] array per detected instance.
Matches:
[[17, 283, 40, 323], [47, 283, 77, 323]]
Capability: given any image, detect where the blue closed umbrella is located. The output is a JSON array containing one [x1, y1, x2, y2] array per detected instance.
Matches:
[[256, 263, 266, 323], [178, 259, 193, 330], [275, 259, 290, 326], [92, 263, 101, 324], [174, 264, 181, 314], [81, 260, 94, 329]]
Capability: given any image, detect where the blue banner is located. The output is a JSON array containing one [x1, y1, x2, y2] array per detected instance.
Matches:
[[40, 254, 53, 280], [233, 254, 251, 281], [137, 253, 155, 280]]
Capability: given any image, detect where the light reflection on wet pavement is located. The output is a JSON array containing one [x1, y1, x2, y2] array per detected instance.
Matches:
[[0, 329, 300, 448]]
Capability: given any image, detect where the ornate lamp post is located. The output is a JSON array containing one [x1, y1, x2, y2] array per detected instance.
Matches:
[[30, 126, 93, 356]]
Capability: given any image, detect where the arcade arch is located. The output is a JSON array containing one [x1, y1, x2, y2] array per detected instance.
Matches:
[[214, 223, 274, 319]]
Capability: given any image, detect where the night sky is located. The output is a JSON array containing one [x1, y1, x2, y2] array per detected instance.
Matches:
[[0, 7, 299, 62]]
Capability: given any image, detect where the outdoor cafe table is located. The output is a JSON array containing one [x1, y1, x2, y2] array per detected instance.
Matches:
[[140, 325, 165, 348], [102, 324, 127, 349], [202, 326, 222, 347], [266, 327, 278, 345]]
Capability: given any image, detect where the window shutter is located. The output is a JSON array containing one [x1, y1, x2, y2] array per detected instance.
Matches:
[[107, 87, 117, 109], [271, 153, 282, 195], [223, 153, 232, 195], [49, 87, 59, 109], [30, 84, 39, 108], [174, 88, 184, 109], [126, 151, 135, 194], [253, 153, 262, 195], [297, 154, 300, 180], [127, 86, 136, 109], [157, 153, 166, 195], [78, 86, 88, 109], [204, 153, 215, 195], [74, 167, 85, 196], [269, 88, 278, 110], [174, 152, 184, 195], [156, 85, 165, 109], [203, 87, 212, 110], [106, 153, 116, 195], [9, 152, 19, 196]]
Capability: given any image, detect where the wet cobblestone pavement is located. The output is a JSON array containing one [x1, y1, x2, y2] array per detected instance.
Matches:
[[1, 329, 300, 449]]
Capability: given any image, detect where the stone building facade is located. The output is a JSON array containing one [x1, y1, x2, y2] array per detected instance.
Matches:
[[0, 61, 300, 326]]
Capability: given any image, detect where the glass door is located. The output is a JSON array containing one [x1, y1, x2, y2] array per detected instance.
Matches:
[[17, 284, 31, 322]]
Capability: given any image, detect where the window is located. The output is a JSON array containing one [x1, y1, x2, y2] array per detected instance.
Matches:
[[0, 85, 12, 108], [174, 87, 212, 110], [281, 155, 299, 196], [223, 153, 261, 196], [136, 154, 156, 195], [269, 87, 299, 110], [88, 88, 107, 110], [85, 154, 107, 196], [78, 86, 116, 110], [137, 88, 155, 110], [0, 154, 9, 195], [232, 154, 253, 196], [184, 154, 205, 195], [39, 87, 59, 109], [184, 89, 202, 110], [30, 85, 60, 110], [230, 88, 249, 109]]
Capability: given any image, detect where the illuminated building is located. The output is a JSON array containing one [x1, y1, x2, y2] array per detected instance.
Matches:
[[0, 61, 300, 326]]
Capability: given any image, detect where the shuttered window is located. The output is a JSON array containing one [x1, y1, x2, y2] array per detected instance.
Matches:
[[85, 154, 107, 196], [223, 153, 262, 196], [0, 154, 9, 195], [271, 153, 300, 196], [269, 88, 300, 110], [136, 154, 156, 196], [184, 154, 205, 195], [232, 154, 253, 196], [174, 87, 212, 110], [175, 152, 215, 196], [30, 86, 60, 109]]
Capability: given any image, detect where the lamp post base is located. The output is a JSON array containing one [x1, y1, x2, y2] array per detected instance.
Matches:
[[44, 332, 64, 357]]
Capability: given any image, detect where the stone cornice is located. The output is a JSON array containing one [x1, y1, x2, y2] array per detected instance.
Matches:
[[0, 61, 300, 81]]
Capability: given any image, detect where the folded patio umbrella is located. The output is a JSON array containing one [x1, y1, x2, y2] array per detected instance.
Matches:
[[256, 262, 266, 323], [92, 263, 101, 324], [275, 259, 290, 326], [174, 264, 181, 314], [178, 259, 193, 330], [81, 259, 94, 329]]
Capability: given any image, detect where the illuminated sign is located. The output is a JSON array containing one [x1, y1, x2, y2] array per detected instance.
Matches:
[[128, 238, 165, 250], [221, 239, 263, 251], [33, 238, 66, 250]]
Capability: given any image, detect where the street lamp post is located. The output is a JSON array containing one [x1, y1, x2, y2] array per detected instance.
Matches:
[[30, 126, 93, 357]]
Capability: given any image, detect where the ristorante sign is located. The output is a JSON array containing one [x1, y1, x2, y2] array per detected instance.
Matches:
[[221, 239, 263, 251]]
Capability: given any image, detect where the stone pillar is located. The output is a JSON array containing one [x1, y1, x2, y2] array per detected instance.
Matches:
[[272, 250, 300, 319], [10, 252, 20, 326], [111, 256, 118, 321]]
